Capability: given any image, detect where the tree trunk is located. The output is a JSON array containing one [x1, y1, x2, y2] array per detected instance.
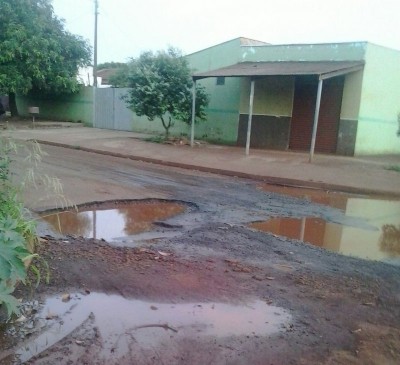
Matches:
[[8, 92, 19, 117], [161, 116, 172, 139]]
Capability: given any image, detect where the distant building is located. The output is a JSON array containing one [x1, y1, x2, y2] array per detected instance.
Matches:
[[187, 37, 400, 156], [77, 66, 112, 88], [96, 68, 118, 87], [77, 67, 94, 86]]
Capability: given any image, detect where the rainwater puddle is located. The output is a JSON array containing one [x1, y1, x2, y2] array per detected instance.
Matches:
[[40, 200, 186, 242], [255, 185, 400, 265], [11, 293, 290, 363]]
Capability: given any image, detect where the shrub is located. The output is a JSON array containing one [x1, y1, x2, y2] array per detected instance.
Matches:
[[0, 138, 40, 318]]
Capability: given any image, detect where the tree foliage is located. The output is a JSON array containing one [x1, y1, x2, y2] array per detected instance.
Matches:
[[97, 62, 127, 70], [117, 48, 209, 137], [0, 0, 91, 115]]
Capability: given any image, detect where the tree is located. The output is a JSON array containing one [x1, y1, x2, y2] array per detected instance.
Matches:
[[108, 63, 130, 88], [97, 62, 127, 70], [0, 0, 91, 116], [120, 48, 209, 138]]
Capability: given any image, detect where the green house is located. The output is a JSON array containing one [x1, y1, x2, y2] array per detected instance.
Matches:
[[187, 38, 400, 156]]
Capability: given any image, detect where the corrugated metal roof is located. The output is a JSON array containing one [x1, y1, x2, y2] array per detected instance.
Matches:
[[193, 61, 364, 80]]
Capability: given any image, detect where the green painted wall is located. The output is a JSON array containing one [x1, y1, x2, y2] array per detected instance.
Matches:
[[336, 70, 364, 156], [340, 70, 363, 120], [16, 86, 93, 125], [355, 44, 400, 155], [186, 38, 243, 72], [194, 77, 241, 143], [240, 42, 367, 62], [186, 38, 244, 143], [130, 112, 191, 136], [239, 76, 294, 116]]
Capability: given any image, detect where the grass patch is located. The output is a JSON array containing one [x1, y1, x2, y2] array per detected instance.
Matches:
[[385, 165, 400, 173], [142, 135, 166, 144]]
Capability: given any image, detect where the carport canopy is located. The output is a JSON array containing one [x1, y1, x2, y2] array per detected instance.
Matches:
[[190, 61, 364, 161], [192, 60, 364, 80]]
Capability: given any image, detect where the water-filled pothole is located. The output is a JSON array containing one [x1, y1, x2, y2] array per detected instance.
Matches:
[[40, 199, 187, 241], [254, 185, 400, 264], [8, 293, 291, 363]]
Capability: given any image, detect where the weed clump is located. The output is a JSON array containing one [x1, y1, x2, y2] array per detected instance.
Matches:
[[0, 138, 51, 319]]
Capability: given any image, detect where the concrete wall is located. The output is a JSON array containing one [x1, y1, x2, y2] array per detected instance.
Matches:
[[186, 38, 243, 72], [238, 76, 294, 149], [336, 70, 363, 156], [240, 42, 367, 62], [128, 111, 191, 137], [239, 76, 294, 116], [16, 86, 93, 125], [186, 38, 243, 143], [355, 43, 400, 155]]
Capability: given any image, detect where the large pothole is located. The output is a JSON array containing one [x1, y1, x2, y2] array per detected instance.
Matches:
[[39, 199, 195, 245], [252, 185, 400, 265], [5, 292, 291, 364]]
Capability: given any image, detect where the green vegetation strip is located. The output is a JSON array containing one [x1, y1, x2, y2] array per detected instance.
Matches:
[[0, 138, 50, 319]]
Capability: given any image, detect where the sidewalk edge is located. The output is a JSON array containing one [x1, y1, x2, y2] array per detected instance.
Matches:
[[34, 140, 400, 198]]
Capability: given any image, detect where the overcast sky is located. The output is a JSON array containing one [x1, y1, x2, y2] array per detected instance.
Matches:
[[52, 0, 400, 63]]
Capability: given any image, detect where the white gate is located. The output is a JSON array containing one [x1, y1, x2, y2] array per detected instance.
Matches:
[[94, 88, 133, 131]]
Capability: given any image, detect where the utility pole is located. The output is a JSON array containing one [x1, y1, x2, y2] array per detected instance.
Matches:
[[92, 0, 99, 127], [93, 0, 99, 87]]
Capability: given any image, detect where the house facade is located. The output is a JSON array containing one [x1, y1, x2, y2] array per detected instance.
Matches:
[[187, 38, 400, 156]]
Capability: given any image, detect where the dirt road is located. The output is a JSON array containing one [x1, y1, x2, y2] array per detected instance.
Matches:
[[1, 144, 399, 364]]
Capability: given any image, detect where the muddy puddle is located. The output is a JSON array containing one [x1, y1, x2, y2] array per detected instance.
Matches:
[[40, 200, 186, 242], [3, 293, 291, 363], [254, 185, 400, 264]]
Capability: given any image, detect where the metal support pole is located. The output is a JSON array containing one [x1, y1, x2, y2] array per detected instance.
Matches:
[[190, 81, 196, 147], [309, 78, 323, 163], [92, 0, 99, 127], [245, 79, 255, 156]]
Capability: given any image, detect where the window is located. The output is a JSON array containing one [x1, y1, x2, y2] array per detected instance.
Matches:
[[216, 76, 225, 86]]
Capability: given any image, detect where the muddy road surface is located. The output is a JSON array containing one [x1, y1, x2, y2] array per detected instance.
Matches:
[[1, 144, 399, 365]]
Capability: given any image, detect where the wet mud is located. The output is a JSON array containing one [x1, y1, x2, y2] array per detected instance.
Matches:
[[2, 145, 400, 364], [2, 233, 399, 365]]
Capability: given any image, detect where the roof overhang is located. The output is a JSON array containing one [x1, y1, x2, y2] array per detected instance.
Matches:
[[193, 61, 365, 81]]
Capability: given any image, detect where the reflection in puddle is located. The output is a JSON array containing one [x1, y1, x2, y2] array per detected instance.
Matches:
[[12, 293, 291, 363], [258, 184, 352, 208], [254, 185, 400, 264], [41, 201, 186, 241]]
